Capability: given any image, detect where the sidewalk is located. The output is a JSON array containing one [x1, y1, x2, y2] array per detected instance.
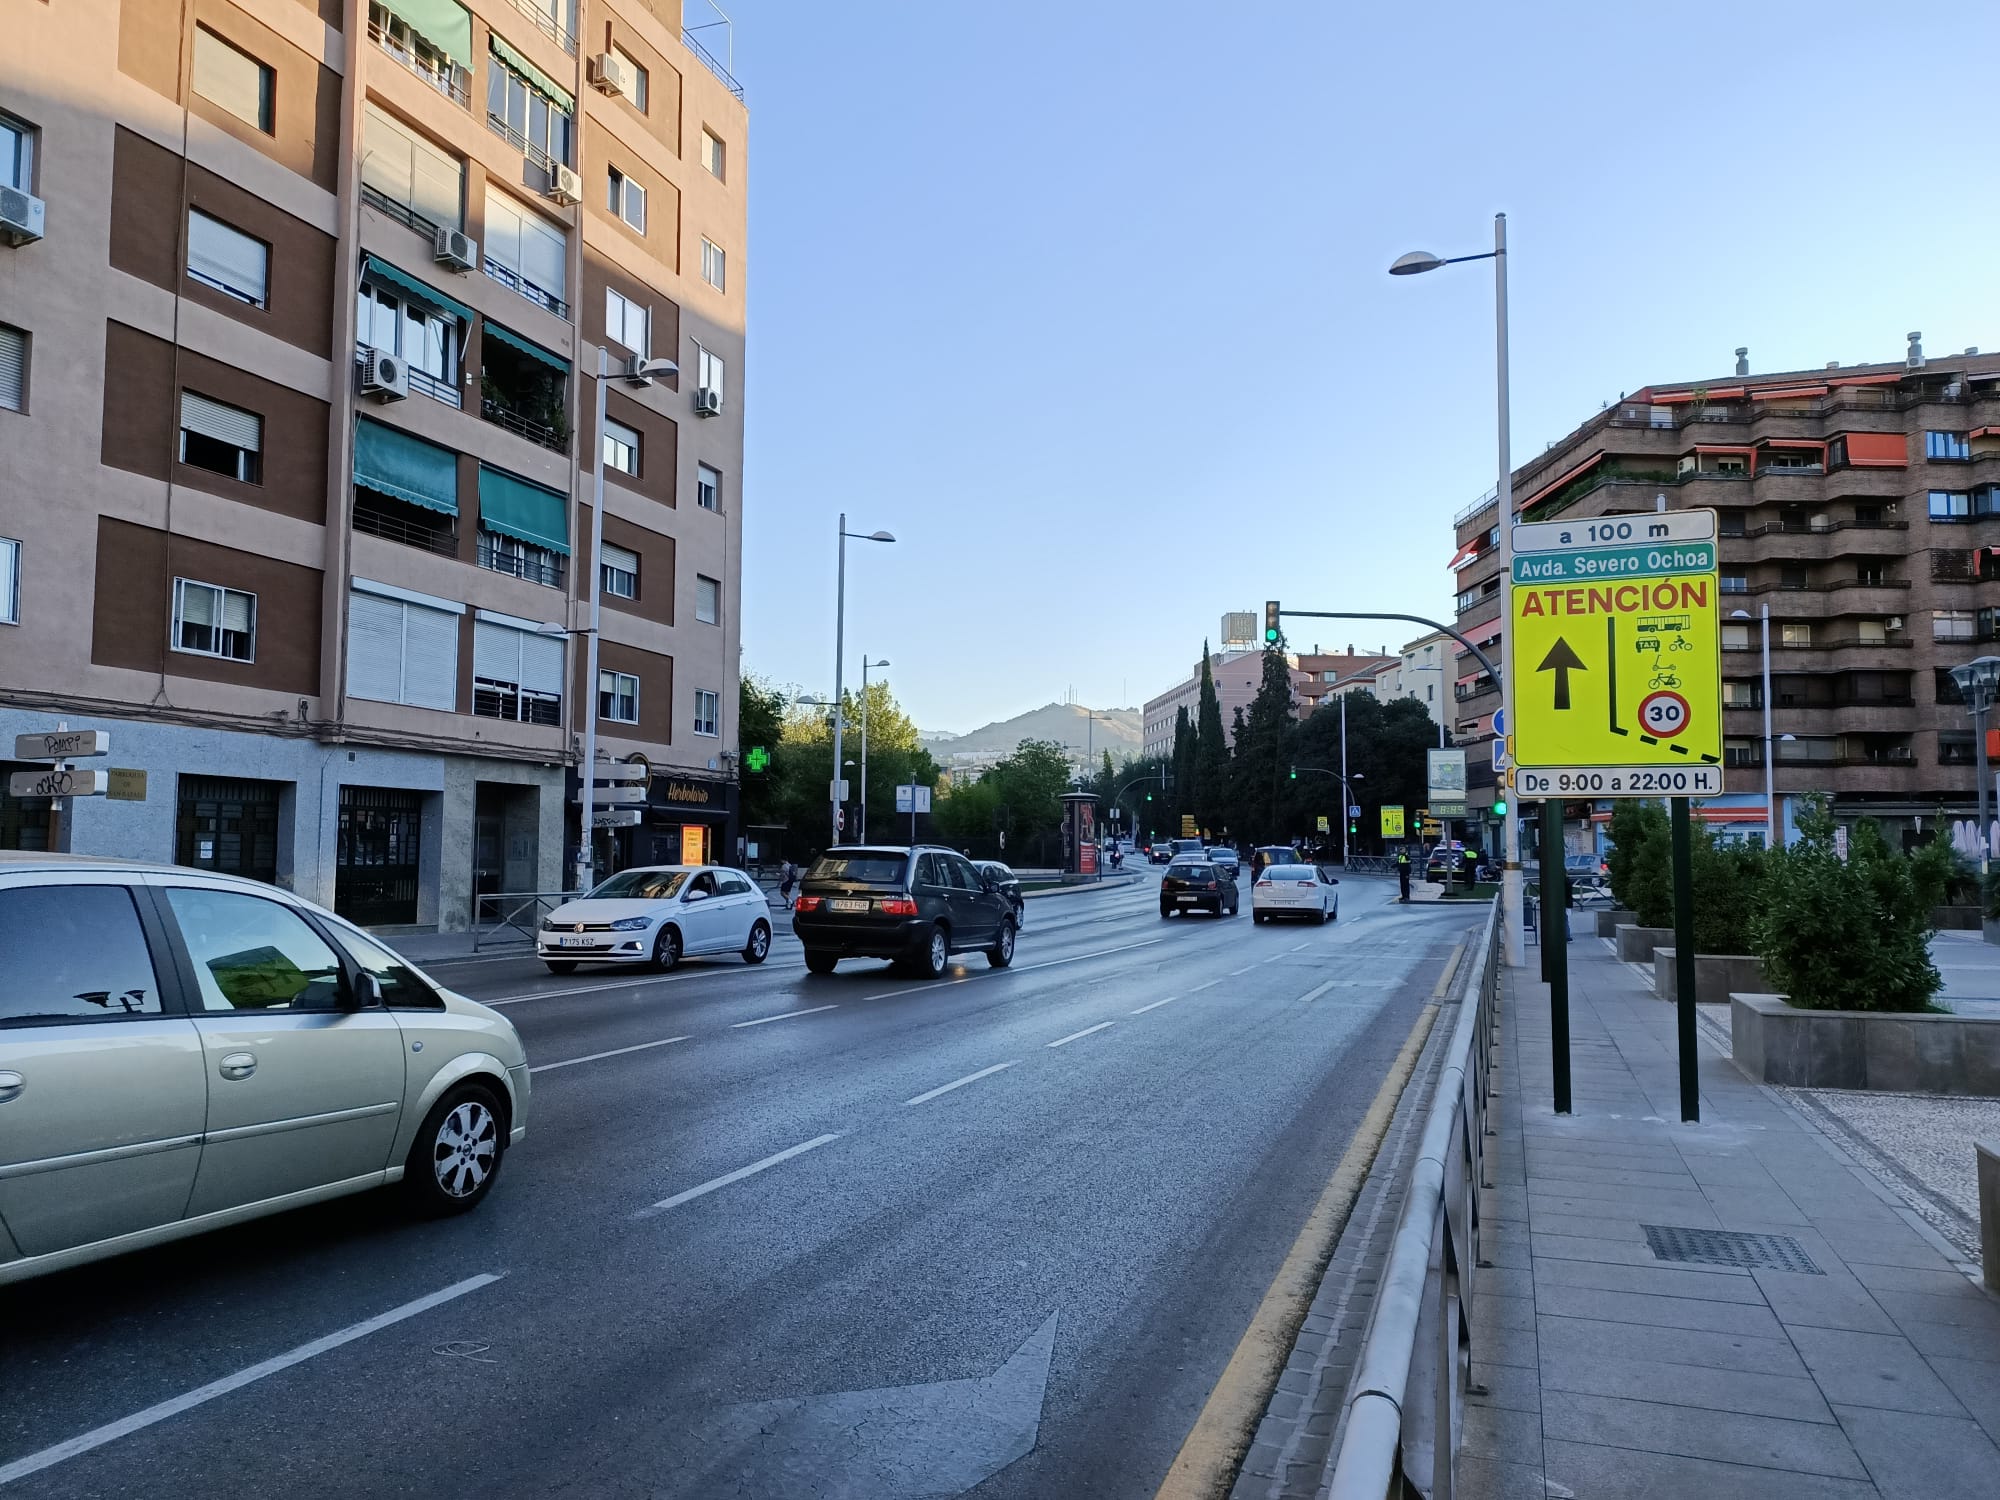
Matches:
[[1464, 935, 2000, 1498]]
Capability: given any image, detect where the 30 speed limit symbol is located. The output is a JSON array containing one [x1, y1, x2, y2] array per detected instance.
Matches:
[[1639, 689, 1691, 738]]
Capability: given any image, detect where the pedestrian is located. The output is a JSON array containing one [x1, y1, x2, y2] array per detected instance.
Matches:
[[778, 858, 797, 910], [1396, 846, 1412, 903]]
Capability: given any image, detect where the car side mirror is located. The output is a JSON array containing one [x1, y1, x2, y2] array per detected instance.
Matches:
[[1328, 877, 1340, 885], [343, 971, 385, 1011], [685, 889, 709, 903]]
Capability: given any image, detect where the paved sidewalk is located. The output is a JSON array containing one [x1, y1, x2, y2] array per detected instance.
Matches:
[[1464, 938, 2000, 1499]]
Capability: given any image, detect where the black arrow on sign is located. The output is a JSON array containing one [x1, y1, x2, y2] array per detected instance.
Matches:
[[1537, 637, 1587, 710]]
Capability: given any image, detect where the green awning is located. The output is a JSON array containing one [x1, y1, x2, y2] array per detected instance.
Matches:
[[362, 256, 474, 326], [478, 465, 570, 554], [355, 418, 459, 515], [490, 35, 575, 113], [483, 320, 569, 374], [377, 0, 471, 65]]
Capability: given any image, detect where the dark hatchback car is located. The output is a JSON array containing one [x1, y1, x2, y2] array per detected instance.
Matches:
[[1159, 857, 1240, 918], [973, 860, 1025, 923], [793, 845, 1018, 977]]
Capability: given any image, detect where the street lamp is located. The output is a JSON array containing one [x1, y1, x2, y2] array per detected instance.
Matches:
[[1949, 655, 2000, 877], [860, 657, 890, 842], [1730, 607, 1777, 849], [1390, 212, 1519, 965], [575, 348, 678, 889], [831, 515, 896, 844]]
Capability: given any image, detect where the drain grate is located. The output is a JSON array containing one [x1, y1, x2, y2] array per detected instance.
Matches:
[[1643, 1224, 1823, 1275]]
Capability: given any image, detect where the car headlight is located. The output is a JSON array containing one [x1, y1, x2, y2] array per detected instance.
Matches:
[[609, 916, 652, 932], [540, 918, 560, 932]]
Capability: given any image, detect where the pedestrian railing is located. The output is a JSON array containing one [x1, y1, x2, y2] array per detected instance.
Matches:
[[472, 890, 570, 951], [1327, 899, 1501, 1500], [1345, 855, 1397, 875]]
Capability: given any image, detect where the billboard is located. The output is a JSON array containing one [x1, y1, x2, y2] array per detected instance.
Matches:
[[1427, 748, 1468, 818]]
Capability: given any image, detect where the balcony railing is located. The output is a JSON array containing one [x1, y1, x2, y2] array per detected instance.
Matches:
[[474, 679, 562, 724], [353, 499, 458, 557], [353, 347, 461, 408], [360, 185, 447, 243], [485, 112, 559, 178], [683, 26, 744, 99], [477, 535, 566, 589], [504, 0, 575, 54], [367, 19, 471, 106], [481, 257, 568, 320], [481, 395, 568, 452]]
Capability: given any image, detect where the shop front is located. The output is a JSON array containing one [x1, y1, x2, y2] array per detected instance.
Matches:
[[639, 772, 737, 869]]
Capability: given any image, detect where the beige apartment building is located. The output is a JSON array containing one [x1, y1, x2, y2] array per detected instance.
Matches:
[[1141, 644, 1395, 757], [1363, 630, 1450, 735], [0, 0, 747, 928]]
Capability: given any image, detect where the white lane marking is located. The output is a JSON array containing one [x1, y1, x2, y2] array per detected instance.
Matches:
[[861, 937, 1169, 1002], [1288, 942, 1311, 953], [636, 1134, 842, 1217], [1229, 964, 1257, 976], [529, 1035, 689, 1074], [731, 1004, 838, 1029], [0, 1274, 504, 1489], [1260, 953, 1288, 965], [1046, 1021, 1114, 1049], [1296, 980, 1338, 1004], [484, 969, 719, 1006], [903, 1062, 1017, 1107], [1129, 996, 1178, 1015], [1189, 978, 1224, 993]]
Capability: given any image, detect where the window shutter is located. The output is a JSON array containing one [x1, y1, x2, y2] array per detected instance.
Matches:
[[483, 192, 522, 273], [361, 105, 416, 209], [601, 542, 638, 574], [177, 580, 217, 627], [521, 214, 566, 295], [402, 603, 459, 710], [346, 591, 404, 703], [0, 326, 22, 411], [473, 618, 523, 682], [408, 131, 464, 229], [521, 631, 563, 695], [181, 391, 262, 451], [221, 589, 254, 634], [186, 212, 268, 304]]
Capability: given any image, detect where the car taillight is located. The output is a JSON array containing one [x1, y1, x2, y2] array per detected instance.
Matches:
[[1297, 879, 1316, 888], [879, 896, 918, 917], [1255, 878, 1272, 887], [794, 895, 823, 913]]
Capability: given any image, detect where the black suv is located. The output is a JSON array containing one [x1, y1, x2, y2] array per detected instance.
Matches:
[[1160, 857, 1239, 918], [793, 845, 1018, 977]]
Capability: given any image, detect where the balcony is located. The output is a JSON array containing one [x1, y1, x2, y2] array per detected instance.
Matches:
[[477, 533, 566, 589], [367, 16, 470, 107], [474, 678, 561, 725], [479, 340, 569, 454], [353, 493, 457, 557], [353, 347, 460, 409], [683, 25, 745, 99], [360, 184, 447, 244], [481, 257, 568, 320], [505, 0, 575, 54]]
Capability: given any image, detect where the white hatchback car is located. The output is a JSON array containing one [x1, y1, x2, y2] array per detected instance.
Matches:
[[0, 853, 529, 1288], [1252, 863, 1340, 924], [538, 864, 773, 974]]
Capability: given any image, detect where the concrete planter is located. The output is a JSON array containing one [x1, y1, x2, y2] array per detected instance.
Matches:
[[1614, 924, 1675, 965], [1596, 907, 1635, 939], [1730, 992, 2000, 1096], [1933, 905, 1981, 931], [1652, 949, 1769, 1006]]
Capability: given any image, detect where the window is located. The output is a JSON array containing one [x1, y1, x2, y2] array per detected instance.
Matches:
[[693, 688, 719, 736], [346, 584, 460, 710], [702, 129, 725, 180], [178, 392, 262, 482], [1826, 436, 1848, 470], [1720, 572, 1747, 594], [1779, 623, 1812, 647], [0, 537, 17, 625], [603, 416, 640, 475], [600, 541, 638, 599], [615, 48, 649, 111], [1941, 734, 1976, 766], [356, 278, 460, 396], [599, 669, 639, 723], [1722, 680, 1761, 708], [164, 887, 343, 1011], [695, 573, 720, 624], [697, 463, 721, 512], [607, 167, 646, 232], [0, 112, 35, 194], [696, 344, 724, 401], [482, 191, 568, 315], [1930, 490, 1971, 521], [486, 47, 575, 167], [172, 578, 256, 661], [361, 104, 464, 231], [186, 211, 269, 308], [1857, 620, 1887, 645], [472, 618, 562, 725], [324, 916, 444, 1009], [605, 288, 649, 355], [193, 28, 273, 133], [1935, 610, 1976, 642], [1928, 431, 1971, 461], [0, 885, 164, 1022], [1938, 667, 1967, 705], [1721, 624, 1750, 650], [701, 237, 726, 291], [0, 324, 24, 413]]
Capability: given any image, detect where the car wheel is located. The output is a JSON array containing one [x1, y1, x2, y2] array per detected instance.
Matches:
[[652, 925, 682, 972], [743, 920, 772, 964], [404, 1083, 505, 1216], [1316, 906, 1329, 925], [1253, 911, 1265, 924], [987, 919, 1016, 969], [804, 949, 839, 975], [1160, 905, 1174, 920], [919, 924, 950, 979], [544, 960, 577, 975]]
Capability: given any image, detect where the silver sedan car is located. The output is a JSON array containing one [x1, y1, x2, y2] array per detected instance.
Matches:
[[0, 854, 529, 1287]]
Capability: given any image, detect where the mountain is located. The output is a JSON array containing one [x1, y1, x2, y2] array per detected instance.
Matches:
[[924, 703, 1142, 763]]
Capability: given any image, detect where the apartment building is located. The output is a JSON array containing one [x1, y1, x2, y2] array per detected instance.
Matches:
[[0, 0, 748, 928], [1448, 339, 2000, 848], [1141, 647, 1394, 756], [1362, 630, 1450, 734]]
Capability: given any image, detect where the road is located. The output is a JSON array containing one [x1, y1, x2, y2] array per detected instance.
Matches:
[[0, 869, 1484, 1499]]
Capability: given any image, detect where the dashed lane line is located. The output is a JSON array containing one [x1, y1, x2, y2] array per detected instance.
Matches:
[[902, 1062, 1018, 1108], [1046, 1021, 1115, 1049], [731, 1004, 838, 1029], [634, 1135, 843, 1218], [529, 1035, 690, 1074], [1129, 996, 1179, 1015]]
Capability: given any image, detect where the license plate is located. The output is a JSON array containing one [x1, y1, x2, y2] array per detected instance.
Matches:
[[1177, 895, 1198, 903], [830, 898, 871, 913], [558, 935, 595, 948]]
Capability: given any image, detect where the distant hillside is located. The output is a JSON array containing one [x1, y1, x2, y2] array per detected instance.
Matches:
[[925, 703, 1142, 762]]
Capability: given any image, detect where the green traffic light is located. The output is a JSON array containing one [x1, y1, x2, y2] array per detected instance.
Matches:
[[1492, 798, 1508, 816], [1288, 765, 1296, 780]]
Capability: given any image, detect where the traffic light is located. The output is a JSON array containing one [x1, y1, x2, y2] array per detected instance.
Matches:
[[1288, 764, 1297, 780], [1145, 791, 1153, 802], [1264, 600, 1281, 645], [1491, 796, 1508, 817]]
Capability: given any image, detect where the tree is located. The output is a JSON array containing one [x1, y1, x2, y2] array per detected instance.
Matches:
[[1170, 705, 1193, 833], [935, 738, 1074, 862], [1289, 693, 1438, 856], [1226, 645, 1298, 844], [1193, 645, 1229, 833], [738, 677, 787, 833]]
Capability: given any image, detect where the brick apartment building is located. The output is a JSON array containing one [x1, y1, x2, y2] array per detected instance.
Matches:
[[1142, 645, 1396, 758], [0, 0, 747, 928], [1449, 338, 2000, 849]]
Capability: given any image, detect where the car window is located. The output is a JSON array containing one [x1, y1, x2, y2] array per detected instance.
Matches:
[[947, 856, 984, 891], [323, 918, 444, 1011], [1266, 865, 1315, 881], [716, 872, 752, 897], [914, 853, 944, 887], [0, 884, 165, 1022], [164, 887, 344, 1012], [590, 869, 688, 900], [1166, 861, 1208, 878], [687, 872, 719, 898], [809, 853, 907, 884]]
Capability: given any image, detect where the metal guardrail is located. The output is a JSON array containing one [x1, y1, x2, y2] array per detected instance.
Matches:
[[472, 890, 570, 950], [1328, 901, 1500, 1500], [1344, 855, 1396, 875]]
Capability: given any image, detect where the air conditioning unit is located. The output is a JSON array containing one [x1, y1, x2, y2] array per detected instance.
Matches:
[[546, 164, 583, 205], [589, 52, 633, 98], [623, 353, 655, 387], [359, 349, 409, 402], [0, 185, 44, 246], [1887, 617, 1905, 631], [1944, 380, 1965, 400], [694, 387, 722, 417], [432, 225, 478, 271]]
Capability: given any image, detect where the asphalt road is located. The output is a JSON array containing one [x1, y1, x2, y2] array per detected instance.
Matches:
[[0, 870, 1484, 1499]]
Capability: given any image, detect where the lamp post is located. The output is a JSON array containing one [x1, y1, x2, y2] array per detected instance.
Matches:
[[1949, 655, 2000, 877], [1391, 211, 1519, 965], [1731, 605, 1777, 848], [830, 514, 896, 845], [859, 656, 890, 841], [577, 347, 677, 889]]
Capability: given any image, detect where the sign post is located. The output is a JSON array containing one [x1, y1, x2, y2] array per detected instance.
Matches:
[[1511, 508, 1723, 1121], [895, 783, 931, 842], [11, 726, 112, 853]]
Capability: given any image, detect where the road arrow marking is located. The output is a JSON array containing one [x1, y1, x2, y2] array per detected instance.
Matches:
[[1537, 636, 1586, 710]]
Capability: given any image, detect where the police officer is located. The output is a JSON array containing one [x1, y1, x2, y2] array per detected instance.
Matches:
[[1396, 846, 1412, 903]]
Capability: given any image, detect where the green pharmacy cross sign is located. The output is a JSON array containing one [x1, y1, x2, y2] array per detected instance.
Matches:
[[745, 746, 771, 773]]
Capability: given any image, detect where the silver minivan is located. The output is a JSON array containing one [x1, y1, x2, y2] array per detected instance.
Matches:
[[0, 854, 530, 1287]]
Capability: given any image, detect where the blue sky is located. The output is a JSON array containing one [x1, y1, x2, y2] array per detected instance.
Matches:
[[730, 0, 2000, 733]]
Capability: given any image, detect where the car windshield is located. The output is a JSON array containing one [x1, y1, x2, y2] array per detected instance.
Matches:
[[809, 852, 908, 884], [588, 870, 690, 900], [1266, 865, 1317, 881], [1167, 862, 1210, 878]]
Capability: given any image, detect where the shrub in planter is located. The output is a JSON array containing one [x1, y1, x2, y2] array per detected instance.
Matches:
[[1751, 796, 1943, 1012], [1614, 800, 1763, 951], [1606, 801, 1667, 913]]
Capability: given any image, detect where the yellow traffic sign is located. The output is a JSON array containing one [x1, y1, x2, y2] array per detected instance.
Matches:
[[1379, 805, 1406, 838], [1315, 815, 1330, 833], [1510, 509, 1722, 796]]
